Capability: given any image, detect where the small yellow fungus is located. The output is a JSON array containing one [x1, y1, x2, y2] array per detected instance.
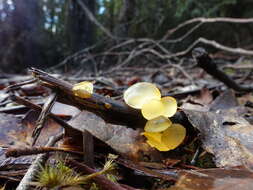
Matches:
[[143, 132, 170, 151], [72, 81, 93, 98], [161, 96, 177, 117], [142, 131, 162, 142], [146, 140, 170, 151], [104, 103, 112, 109], [123, 82, 161, 109], [144, 116, 172, 132], [141, 99, 165, 120], [124, 82, 185, 152], [161, 124, 186, 150]]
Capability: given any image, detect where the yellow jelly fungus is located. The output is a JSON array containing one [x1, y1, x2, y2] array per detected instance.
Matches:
[[104, 103, 112, 109], [143, 132, 170, 151], [141, 99, 165, 120], [146, 140, 170, 151], [161, 124, 186, 150], [161, 96, 177, 117], [123, 82, 161, 109], [72, 81, 93, 99], [142, 131, 162, 142], [144, 116, 172, 133]]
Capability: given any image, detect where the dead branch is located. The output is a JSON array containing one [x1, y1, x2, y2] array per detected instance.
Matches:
[[29, 68, 145, 127], [32, 92, 57, 145], [47, 16, 253, 76], [197, 38, 253, 56], [16, 133, 63, 190], [6, 146, 83, 157], [166, 37, 253, 59], [192, 47, 253, 92], [163, 17, 253, 40]]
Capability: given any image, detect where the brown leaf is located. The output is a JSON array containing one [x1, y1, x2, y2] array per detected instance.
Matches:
[[51, 102, 80, 118], [9, 110, 63, 147], [190, 88, 213, 106], [20, 83, 49, 96], [67, 110, 161, 160], [183, 90, 253, 167]]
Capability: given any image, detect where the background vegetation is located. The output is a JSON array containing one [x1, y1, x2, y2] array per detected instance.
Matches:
[[0, 0, 253, 73]]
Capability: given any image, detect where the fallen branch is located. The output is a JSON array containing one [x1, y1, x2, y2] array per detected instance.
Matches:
[[192, 47, 253, 92], [29, 68, 145, 127], [6, 146, 83, 157]]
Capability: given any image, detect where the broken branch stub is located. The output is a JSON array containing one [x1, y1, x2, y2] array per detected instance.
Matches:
[[30, 68, 145, 127]]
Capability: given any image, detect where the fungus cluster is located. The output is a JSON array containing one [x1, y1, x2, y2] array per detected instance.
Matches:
[[124, 82, 186, 151]]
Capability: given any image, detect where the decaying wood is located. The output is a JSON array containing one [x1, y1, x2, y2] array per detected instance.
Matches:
[[30, 68, 145, 127], [192, 47, 253, 92]]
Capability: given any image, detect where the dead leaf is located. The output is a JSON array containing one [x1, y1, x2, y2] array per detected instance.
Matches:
[[21, 83, 49, 96], [193, 88, 213, 106], [51, 102, 80, 118], [21, 110, 63, 146], [67, 110, 161, 160], [0, 110, 62, 148], [0, 113, 23, 146], [183, 90, 253, 167]]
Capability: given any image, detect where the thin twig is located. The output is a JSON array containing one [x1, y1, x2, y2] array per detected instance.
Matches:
[[166, 37, 253, 59], [32, 92, 57, 145], [163, 17, 253, 40], [6, 146, 83, 157], [10, 94, 77, 132], [16, 133, 63, 190], [6, 78, 38, 92]]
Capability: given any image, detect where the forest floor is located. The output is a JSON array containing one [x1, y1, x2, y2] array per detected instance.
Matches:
[[0, 50, 252, 190]]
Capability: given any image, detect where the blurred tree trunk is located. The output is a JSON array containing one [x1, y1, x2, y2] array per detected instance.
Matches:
[[116, 0, 136, 37], [3, 0, 43, 72], [66, 0, 95, 53]]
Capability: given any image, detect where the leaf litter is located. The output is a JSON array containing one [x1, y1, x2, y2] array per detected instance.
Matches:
[[183, 90, 253, 167], [0, 61, 252, 189]]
